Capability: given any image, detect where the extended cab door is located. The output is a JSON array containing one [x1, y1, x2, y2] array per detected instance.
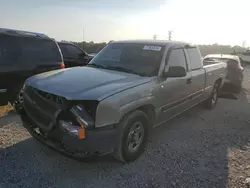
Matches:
[[157, 46, 193, 123], [184, 46, 207, 103]]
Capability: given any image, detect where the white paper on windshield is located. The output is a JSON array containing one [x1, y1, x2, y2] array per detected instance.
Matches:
[[143, 45, 162, 51]]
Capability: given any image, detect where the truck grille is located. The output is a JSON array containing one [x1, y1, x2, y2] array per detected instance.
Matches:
[[23, 86, 65, 131], [31, 88, 67, 105], [24, 99, 51, 126]]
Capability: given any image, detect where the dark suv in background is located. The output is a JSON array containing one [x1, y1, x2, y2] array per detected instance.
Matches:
[[58, 42, 94, 67], [0, 28, 65, 111]]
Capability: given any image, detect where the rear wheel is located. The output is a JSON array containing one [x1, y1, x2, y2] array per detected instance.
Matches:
[[203, 83, 219, 109], [113, 110, 149, 163]]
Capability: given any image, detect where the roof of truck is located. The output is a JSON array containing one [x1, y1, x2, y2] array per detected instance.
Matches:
[[111, 39, 190, 46]]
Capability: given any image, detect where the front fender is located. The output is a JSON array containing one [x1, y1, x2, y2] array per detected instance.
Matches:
[[95, 84, 157, 128], [95, 96, 156, 128]]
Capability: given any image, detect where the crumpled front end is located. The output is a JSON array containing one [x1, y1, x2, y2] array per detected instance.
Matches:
[[21, 85, 117, 158]]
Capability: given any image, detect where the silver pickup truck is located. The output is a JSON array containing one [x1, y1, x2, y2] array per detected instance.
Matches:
[[20, 40, 226, 163]]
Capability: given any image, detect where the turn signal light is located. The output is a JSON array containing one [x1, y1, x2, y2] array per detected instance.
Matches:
[[61, 63, 65, 69], [78, 128, 85, 139]]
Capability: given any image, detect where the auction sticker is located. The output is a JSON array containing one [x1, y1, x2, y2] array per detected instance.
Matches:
[[143, 45, 162, 51]]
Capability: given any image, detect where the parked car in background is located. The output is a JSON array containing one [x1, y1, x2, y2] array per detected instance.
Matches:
[[20, 40, 226, 163], [57, 42, 93, 67], [0, 28, 65, 111], [203, 54, 244, 93], [88, 53, 97, 58], [231, 50, 250, 64]]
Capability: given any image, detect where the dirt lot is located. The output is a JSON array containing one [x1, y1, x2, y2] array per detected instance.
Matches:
[[1, 68, 250, 188], [0, 104, 12, 118]]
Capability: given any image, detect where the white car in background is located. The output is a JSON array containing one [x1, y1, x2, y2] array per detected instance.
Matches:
[[235, 50, 250, 63], [204, 54, 244, 94]]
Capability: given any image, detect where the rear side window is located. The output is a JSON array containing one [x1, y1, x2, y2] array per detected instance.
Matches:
[[0, 34, 20, 65], [20, 37, 62, 64], [58, 43, 84, 59], [186, 47, 202, 70], [167, 48, 187, 70]]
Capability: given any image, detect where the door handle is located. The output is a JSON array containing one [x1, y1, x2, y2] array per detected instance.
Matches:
[[186, 78, 192, 84]]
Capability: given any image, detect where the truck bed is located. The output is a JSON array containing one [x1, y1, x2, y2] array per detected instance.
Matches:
[[203, 62, 227, 94]]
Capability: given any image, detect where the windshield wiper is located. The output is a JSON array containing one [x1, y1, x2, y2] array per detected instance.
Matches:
[[87, 63, 107, 69], [106, 66, 145, 76]]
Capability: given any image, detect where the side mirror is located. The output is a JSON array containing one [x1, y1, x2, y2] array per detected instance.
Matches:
[[164, 66, 187, 77]]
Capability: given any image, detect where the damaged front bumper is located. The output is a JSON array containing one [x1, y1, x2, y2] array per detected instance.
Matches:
[[21, 85, 117, 159], [21, 113, 117, 159]]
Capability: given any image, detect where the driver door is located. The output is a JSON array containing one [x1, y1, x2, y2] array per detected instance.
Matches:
[[158, 47, 193, 123]]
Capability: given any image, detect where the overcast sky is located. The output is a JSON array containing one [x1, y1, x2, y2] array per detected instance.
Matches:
[[1, 0, 249, 46]]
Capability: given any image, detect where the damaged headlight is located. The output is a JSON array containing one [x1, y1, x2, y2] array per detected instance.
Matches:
[[59, 120, 85, 139], [58, 101, 98, 139], [70, 105, 95, 129]]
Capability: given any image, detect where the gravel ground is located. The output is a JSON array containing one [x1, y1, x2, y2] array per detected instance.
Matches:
[[1, 68, 250, 188]]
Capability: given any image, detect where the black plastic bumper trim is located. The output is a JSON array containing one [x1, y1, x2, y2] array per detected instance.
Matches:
[[21, 114, 117, 159]]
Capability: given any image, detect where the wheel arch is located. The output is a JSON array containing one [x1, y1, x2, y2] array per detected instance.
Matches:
[[215, 78, 222, 88], [119, 104, 156, 129]]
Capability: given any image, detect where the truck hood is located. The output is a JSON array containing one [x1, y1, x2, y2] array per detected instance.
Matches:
[[26, 67, 153, 100]]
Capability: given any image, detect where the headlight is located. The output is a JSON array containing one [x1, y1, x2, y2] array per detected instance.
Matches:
[[59, 120, 85, 139], [70, 105, 95, 130], [58, 105, 93, 140], [58, 102, 98, 139]]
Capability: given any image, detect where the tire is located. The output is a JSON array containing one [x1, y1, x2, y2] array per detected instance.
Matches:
[[203, 83, 219, 109], [10, 86, 24, 114], [113, 110, 149, 163]]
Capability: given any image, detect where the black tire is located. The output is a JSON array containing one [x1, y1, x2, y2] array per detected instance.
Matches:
[[113, 110, 149, 163], [203, 83, 219, 109], [12, 100, 23, 114], [10, 86, 24, 114]]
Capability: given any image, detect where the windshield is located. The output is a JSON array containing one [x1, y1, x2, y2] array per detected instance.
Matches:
[[88, 43, 165, 76]]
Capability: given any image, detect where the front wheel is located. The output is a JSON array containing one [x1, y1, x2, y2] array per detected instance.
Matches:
[[11, 87, 24, 114], [113, 110, 149, 163], [203, 84, 219, 109]]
